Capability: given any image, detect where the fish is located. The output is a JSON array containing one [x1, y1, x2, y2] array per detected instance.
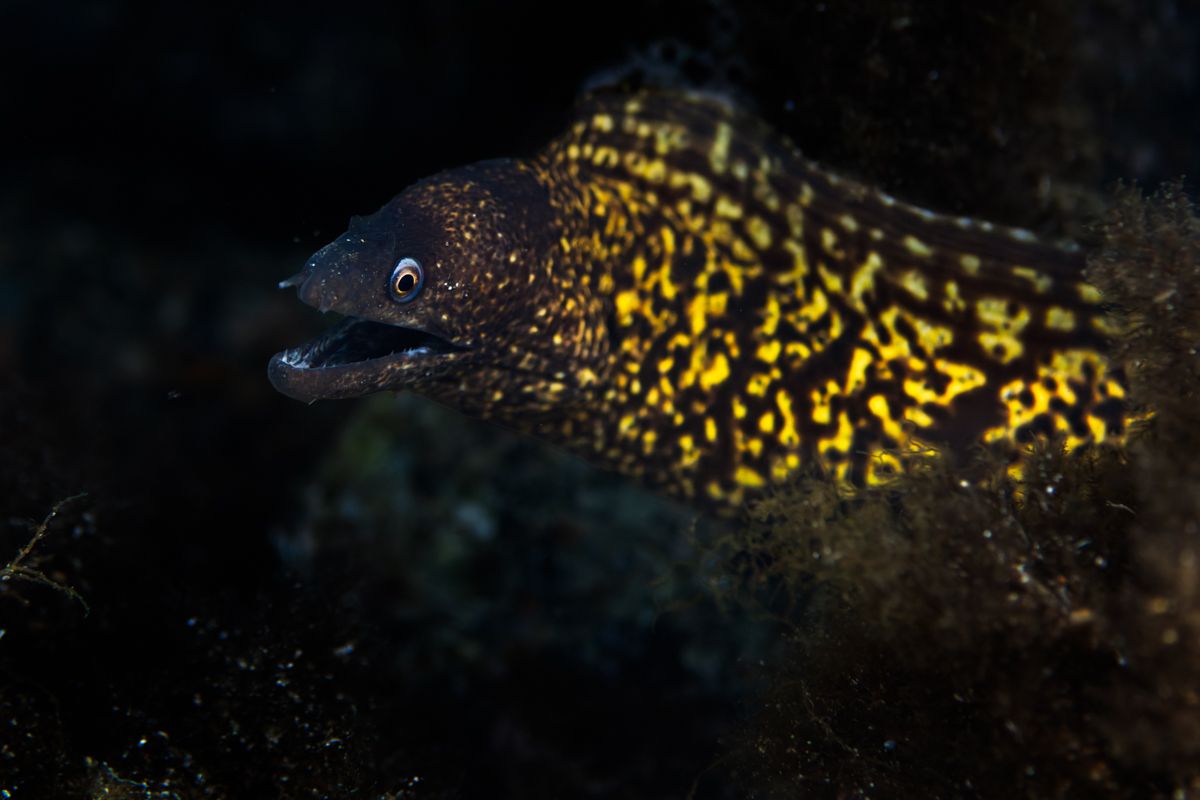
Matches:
[[268, 89, 1130, 512]]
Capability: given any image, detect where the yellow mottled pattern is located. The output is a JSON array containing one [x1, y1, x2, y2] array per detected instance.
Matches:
[[527, 90, 1132, 510]]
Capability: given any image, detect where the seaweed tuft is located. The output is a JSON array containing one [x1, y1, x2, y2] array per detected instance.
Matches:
[[1089, 181, 1200, 450]]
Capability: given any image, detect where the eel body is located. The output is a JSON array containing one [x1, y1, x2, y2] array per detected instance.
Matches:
[[269, 90, 1129, 512]]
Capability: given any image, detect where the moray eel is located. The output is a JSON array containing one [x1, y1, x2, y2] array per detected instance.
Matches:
[[269, 89, 1130, 512]]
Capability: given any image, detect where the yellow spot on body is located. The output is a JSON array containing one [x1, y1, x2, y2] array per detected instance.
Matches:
[[748, 373, 771, 397], [900, 270, 929, 301], [705, 417, 718, 443], [942, 360, 987, 395], [943, 280, 966, 313], [641, 159, 667, 183], [785, 204, 805, 238], [591, 145, 619, 167], [904, 361, 986, 406], [781, 240, 809, 280], [707, 292, 728, 315], [846, 348, 874, 392], [1012, 266, 1052, 294], [660, 224, 676, 255], [715, 196, 743, 219], [758, 412, 775, 433], [1045, 350, 1105, 395], [1046, 306, 1076, 331], [810, 389, 831, 424], [980, 330, 1023, 362], [903, 235, 933, 258], [850, 252, 884, 307], [710, 122, 732, 173], [776, 390, 799, 446], [820, 227, 839, 255], [678, 434, 700, 468], [908, 407, 935, 428], [770, 456, 790, 482], [761, 294, 781, 337], [976, 298, 1031, 333], [631, 255, 648, 282], [618, 414, 636, 436], [735, 466, 765, 488], [982, 425, 1009, 444], [732, 397, 747, 419], [866, 452, 903, 485], [756, 340, 781, 363], [823, 411, 854, 457], [902, 311, 955, 353], [689, 174, 712, 202], [745, 216, 771, 248], [817, 266, 843, 296], [687, 295, 707, 335], [653, 125, 678, 155], [727, 228, 752, 259], [959, 254, 982, 274], [1079, 283, 1103, 303], [868, 394, 890, 421], [838, 213, 859, 232], [784, 341, 812, 362], [700, 352, 731, 390], [591, 113, 614, 132]]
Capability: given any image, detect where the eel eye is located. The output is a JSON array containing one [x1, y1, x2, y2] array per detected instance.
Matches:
[[389, 258, 424, 302]]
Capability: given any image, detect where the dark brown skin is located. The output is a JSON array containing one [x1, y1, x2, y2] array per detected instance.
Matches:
[[270, 160, 604, 429], [270, 90, 1131, 512]]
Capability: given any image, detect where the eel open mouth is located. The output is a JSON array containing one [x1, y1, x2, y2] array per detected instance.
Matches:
[[277, 317, 457, 368], [268, 317, 463, 402]]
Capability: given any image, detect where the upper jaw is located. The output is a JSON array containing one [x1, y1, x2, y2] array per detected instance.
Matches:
[[268, 316, 467, 403]]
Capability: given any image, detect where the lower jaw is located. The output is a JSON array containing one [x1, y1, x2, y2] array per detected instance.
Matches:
[[267, 352, 388, 402]]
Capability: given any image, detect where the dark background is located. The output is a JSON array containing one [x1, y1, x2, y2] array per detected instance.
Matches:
[[1, 1, 1197, 797]]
